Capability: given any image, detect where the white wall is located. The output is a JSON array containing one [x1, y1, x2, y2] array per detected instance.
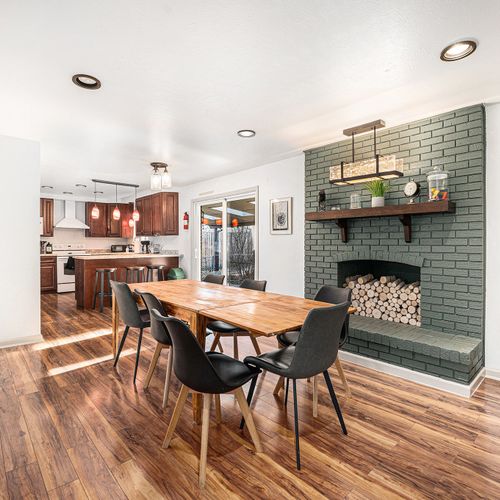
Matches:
[[0, 135, 41, 347], [485, 103, 500, 378], [158, 155, 305, 296]]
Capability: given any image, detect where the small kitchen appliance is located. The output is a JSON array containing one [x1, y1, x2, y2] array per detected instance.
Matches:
[[141, 240, 151, 253]]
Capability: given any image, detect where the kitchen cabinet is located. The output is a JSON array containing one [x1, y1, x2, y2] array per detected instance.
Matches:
[[85, 202, 133, 238], [40, 198, 54, 237], [40, 256, 57, 292], [85, 202, 108, 237], [136, 192, 178, 236]]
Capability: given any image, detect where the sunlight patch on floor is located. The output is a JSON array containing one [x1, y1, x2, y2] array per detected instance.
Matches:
[[31, 328, 112, 351], [48, 348, 135, 376]]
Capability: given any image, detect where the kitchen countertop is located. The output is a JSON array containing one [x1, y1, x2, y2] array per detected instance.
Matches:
[[73, 252, 179, 260]]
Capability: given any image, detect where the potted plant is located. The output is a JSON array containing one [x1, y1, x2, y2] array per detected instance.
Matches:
[[366, 180, 389, 207]]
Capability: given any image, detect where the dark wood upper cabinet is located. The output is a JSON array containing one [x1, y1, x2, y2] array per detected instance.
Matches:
[[85, 194, 177, 238], [86, 202, 134, 238], [40, 198, 54, 237], [136, 192, 178, 236], [85, 202, 108, 238]]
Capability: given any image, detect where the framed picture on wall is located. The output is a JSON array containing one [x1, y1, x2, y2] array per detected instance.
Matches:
[[270, 197, 292, 235]]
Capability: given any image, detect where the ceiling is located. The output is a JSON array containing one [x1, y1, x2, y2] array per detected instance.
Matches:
[[1, 0, 499, 200]]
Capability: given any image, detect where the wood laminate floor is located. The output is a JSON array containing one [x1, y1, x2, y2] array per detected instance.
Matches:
[[0, 292, 499, 499]]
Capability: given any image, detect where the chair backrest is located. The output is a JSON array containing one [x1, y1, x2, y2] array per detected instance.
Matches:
[[110, 281, 145, 328], [314, 285, 352, 345], [150, 310, 229, 393], [240, 279, 267, 291], [287, 302, 350, 379], [203, 274, 225, 285], [135, 291, 171, 345]]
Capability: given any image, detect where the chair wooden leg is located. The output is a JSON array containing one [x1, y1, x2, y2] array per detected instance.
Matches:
[[144, 344, 163, 389], [163, 384, 189, 448], [312, 375, 319, 418], [234, 387, 262, 453], [233, 334, 239, 360], [209, 334, 221, 352], [249, 335, 261, 355], [199, 393, 211, 488], [335, 358, 352, 397], [217, 340, 224, 353], [273, 376, 284, 395], [214, 394, 221, 423], [162, 347, 174, 408]]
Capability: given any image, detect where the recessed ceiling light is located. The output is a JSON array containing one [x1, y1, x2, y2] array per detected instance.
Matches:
[[41, 185, 53, 189], [93, 190, 104, 194], [72, 74, 101, 90], [75, 183, 87, 188], [440, 40, 477, 61], [237, 129, 256, 138], [62, 191, 73, 195]]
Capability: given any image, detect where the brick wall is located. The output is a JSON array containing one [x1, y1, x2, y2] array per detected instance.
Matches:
[[304, 105, 485, 377]]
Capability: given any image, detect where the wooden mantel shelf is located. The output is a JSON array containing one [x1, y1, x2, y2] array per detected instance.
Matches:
[[305, 200, 455, 243]]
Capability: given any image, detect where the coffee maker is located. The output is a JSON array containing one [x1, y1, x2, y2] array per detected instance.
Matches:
[[141, 240, 151, 254]]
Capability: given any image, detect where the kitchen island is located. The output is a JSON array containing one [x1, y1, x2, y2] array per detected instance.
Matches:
[[74, 253, 179, 309]]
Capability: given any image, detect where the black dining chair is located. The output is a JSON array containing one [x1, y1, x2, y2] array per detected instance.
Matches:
[[136, 291, 174, 408], [110, 281, 151, 384], [207, 279, 267, 359], [244, 302, 350, 470], [275, 285, 353, 408], [150, 310, 262, 488], [202, 274, 226, 285]]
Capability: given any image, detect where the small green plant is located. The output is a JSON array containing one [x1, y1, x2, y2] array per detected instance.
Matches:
[[365, 180, 389, 197]]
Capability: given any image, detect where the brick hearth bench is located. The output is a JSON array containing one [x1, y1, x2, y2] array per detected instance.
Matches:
[[343, 316, 483, 384]]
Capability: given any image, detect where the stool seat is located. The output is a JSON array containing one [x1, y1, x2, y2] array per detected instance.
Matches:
[[93, 268, 117, 312], [146, 264, 166, 282], [126, 266, 145, 284]]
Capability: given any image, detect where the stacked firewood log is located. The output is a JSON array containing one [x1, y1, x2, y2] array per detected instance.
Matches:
[[344, 274, 421, 326]]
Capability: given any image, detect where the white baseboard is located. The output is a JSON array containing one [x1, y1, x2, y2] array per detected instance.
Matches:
[[486, 368, 500, 381], [338, 350, 485, 398], [0, 334, 43, 350]]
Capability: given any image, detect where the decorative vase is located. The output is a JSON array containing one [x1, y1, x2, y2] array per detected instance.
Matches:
[[371, 196, 385, 208]]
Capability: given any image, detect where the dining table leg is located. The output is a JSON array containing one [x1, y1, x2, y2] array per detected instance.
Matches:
[[111, 293, 119, 357]]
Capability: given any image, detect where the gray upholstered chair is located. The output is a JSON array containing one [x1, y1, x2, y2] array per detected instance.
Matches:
[[244, 302, 350, 470], [207, 279, 267, 359], [275, 285, 353, 407], [110, 281, 151, 384], [136, 290, 174, 407]]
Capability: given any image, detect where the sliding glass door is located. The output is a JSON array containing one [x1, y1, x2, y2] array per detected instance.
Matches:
[[197, 191, 257, 286]]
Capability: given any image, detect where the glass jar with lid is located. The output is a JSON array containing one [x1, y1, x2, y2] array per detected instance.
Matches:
[[427, 166, 449, 201]]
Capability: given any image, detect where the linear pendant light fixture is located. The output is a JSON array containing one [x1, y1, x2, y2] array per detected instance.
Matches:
[[329, 119, 403, 185], [90, 179, 140, 223]]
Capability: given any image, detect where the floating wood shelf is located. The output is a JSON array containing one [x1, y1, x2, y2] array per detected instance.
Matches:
[[305, 200, 455, 243]]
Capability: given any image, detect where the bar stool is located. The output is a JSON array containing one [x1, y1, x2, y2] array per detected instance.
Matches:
[[126, 266, 145, 283], [146, 264, 166, 282], [92, 268, 117, 313]]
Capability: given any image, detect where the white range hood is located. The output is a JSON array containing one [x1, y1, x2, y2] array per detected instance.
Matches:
[[54, 200, 90, 230]]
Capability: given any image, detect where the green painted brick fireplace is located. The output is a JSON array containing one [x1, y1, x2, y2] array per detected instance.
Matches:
[[304, 105, 485, 383]]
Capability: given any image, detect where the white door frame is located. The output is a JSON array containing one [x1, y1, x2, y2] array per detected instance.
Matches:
[[191, 187, 259, 282]]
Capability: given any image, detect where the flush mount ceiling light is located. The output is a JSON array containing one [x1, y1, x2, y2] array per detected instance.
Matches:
[[72, 73, 102, 90], [440, 40, 477, 61], [329, 119, 403, 185], [237, 129, 256, 138]]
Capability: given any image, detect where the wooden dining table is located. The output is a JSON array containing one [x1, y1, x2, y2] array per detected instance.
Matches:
[[111, 279, 354, 422]]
